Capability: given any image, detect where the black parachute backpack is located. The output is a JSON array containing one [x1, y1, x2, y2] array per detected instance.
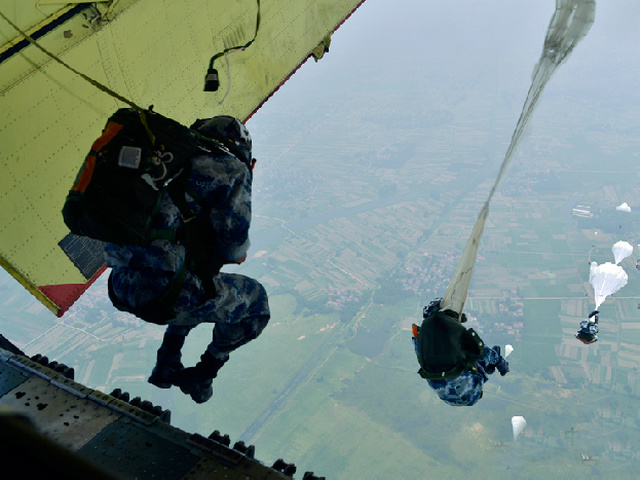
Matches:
[[62, 108, 249, 324], [64, 108, 220, 245], [413, 300, 485, 380]]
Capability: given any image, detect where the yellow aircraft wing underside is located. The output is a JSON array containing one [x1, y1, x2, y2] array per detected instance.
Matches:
[[0, 0, 365, 316]]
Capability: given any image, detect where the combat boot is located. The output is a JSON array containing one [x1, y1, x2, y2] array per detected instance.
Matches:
[[148, 332, 185, 388], [178, 352, 228, 404]]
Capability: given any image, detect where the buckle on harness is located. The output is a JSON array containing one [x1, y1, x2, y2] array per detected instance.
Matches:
[[151, 151, 174, 183]]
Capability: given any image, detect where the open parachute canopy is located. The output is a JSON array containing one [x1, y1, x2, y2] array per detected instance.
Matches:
[[504, 344, 514, 358], [612, 240, 633, 265], [0, 0, 367, 316], [511, 416, 527, 441], [590, 262, 628, 310], [588, 240, 632, 309], [616, 202, 632, 213]]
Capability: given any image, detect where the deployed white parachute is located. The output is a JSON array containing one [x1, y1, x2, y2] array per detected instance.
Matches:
[[612, 240, 633, 264], [590, 262, 628, 309], [588, 241, 632, 309], [616, 202, 631, 213], [504, 345, 514, 358], [511, 416, 527, 441]]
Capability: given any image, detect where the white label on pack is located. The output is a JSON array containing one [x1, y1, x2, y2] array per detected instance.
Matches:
[[118, 146, 142, 169]]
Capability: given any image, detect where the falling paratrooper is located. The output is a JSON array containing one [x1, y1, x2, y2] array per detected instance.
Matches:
[[578, 241, 632, 344]]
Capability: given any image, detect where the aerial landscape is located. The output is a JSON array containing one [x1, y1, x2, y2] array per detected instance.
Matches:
[[2, 0, 640, 478]]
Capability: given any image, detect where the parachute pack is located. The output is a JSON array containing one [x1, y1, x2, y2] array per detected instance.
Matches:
[[413, 303, 485, 381], [63, 107, 227, 246], [63, 108, 239, 323]]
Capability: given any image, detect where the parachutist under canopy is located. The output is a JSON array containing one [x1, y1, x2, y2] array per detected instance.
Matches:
[[575, 310, 599, 345]]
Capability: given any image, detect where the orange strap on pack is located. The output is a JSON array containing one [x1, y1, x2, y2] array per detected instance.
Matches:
[[71, 121, 125, 193], [92, 121, 124, 152]]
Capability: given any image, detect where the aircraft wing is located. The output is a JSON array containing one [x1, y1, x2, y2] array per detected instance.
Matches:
[[0, 0, 366, 317]]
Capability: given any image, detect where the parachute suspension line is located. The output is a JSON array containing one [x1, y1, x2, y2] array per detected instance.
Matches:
[[440, 202, 489, 321], [440, 0, 596, 320], [0, 10, 145, 112]]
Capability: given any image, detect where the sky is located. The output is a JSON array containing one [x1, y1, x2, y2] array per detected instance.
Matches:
[[252, 0, 639, 119]]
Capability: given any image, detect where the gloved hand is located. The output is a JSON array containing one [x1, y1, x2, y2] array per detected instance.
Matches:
[[491, 345, 509, 376], [423, 298, 442, 318], [496, 358, 509, 376]]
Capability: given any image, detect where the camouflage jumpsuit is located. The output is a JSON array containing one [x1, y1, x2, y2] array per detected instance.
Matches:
[[105, 127, 269, 363]]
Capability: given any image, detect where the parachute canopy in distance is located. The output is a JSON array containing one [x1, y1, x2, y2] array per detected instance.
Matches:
[[504, 345, 514, 358], [612, 240, 633, 264], [589, 262, 628, 309], [512, 416, 526, 441], [616, 202, 632, 213]]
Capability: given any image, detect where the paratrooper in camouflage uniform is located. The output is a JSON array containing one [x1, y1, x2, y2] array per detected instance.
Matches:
[[105, 116, 269, 403]]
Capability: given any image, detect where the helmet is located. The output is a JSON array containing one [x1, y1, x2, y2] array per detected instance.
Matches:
[[191, 116, 252, 167]]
